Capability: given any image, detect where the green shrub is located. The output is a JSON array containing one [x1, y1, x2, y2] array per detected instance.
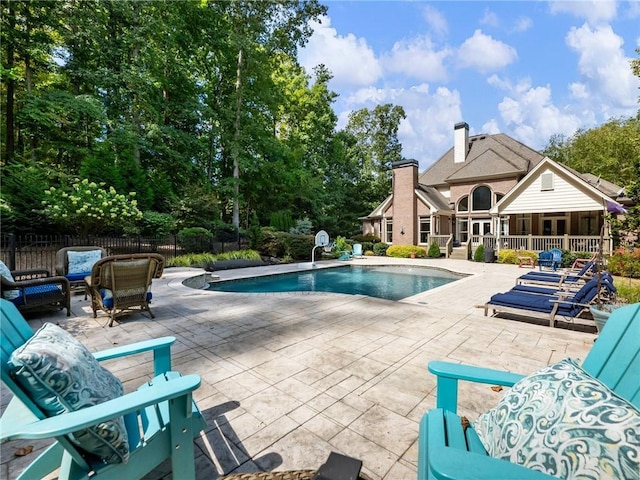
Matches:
[[607, 248, 640, 278], [373, 242, 389, 256], [248, 212, 263, 250], [473, 244, 485, 262], [334, 236, 351, 254], [614, 281, 640, 303], [270, 211, 294, 232], [364, 250, 375, 256], [497, 249, 537, 265], [290, 217, 313, 235], [259, 228, 286, 257], [427, 241, 441, 258], [177, 227, 213, 254], [284, 233, 315, 260], [353, 234, 380, 243], [138, 210, 176, 237], [386, 245, 426, 258], [167, 252, 217, 267], [561, 251, 593, 269], [361, 241, 374, 252], [216, 250, 262, 261]]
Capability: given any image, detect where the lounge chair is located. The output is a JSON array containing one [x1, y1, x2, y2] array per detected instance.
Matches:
[[512, 272, 615, 297], [485, 277, 611, 326], [0, 299, 205, 479], [515, 261, 596, 286], [418, 303, 640, 480], [0, 261, 71, 316], [86, 253, 164, 327], [537, 248, 562, 271]]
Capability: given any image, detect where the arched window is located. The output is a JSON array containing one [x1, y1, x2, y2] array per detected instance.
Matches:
[[457, 196, 468, 212], [472, 186, 492, 211]]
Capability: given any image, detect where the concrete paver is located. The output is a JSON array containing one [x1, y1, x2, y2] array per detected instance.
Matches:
[[0, 258, 596, 479]]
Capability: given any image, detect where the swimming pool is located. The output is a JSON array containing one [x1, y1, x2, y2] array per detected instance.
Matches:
[[201, 265, 464, 301]]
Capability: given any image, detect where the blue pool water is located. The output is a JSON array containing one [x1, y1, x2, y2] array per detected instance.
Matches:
[[204, 266, 464, 301]]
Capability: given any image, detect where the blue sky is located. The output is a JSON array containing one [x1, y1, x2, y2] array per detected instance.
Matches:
[[298, 1, 640, 170]]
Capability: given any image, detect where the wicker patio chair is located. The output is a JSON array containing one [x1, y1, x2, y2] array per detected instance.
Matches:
[[55, 246, 108, 295], [85, 253, 164, 327], [0, 262, 71, 316]]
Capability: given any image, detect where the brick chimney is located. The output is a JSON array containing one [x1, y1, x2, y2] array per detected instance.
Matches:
[[454, 122, 469, 164], [391, 159, 418, 245]]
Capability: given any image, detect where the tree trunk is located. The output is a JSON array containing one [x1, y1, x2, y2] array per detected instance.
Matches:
[[231, 46, 243, 230]]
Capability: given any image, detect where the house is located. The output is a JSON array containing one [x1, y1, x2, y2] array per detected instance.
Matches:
[[361, 122, 628, 258]]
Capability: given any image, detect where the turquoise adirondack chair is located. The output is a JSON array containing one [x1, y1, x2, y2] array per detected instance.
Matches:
[[0, 299, 206, 480], [418, 302, 640, 480]]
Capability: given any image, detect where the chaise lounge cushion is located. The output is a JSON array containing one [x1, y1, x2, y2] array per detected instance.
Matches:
[[8, 323, 129, 464], [474, 358, 640, 480]]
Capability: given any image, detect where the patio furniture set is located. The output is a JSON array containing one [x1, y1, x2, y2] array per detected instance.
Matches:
[[1, 247, 638, 479], [1, 247, 163, 327]]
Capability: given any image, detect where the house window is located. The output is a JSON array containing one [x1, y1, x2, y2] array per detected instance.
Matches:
[[541, 173, 554, 191], [419, 217, 430, 244], [457, 196, 468, 212], [516, 214, 531, 235], [579, 213, 597, 235], [472, 186, 492, 211], [385, 218, 393, 243]]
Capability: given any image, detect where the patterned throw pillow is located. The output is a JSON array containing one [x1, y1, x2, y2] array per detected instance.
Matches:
[[8, 323, 129, 464], [0, 260, 20, 300], [474, 358, 640, 480], [67, 250, 103, 275]]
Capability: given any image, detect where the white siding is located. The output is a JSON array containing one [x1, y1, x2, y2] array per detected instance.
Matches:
[[500, 167, 604, 214]]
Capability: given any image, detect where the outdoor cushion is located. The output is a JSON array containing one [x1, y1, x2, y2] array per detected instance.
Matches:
[[8, 323, 130, 464], [100, 289, 152, 309], [474, 358, 640, 480], [0, 261, 19, 300], [8, 284, 63, 306], [67, 249, 103, 275]]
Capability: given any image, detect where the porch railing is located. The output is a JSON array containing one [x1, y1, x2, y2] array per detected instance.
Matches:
[[427, 234, 454, 258], [496, 234, 607, 254]]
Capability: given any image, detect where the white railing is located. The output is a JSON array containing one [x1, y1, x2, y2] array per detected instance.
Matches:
[[428, 234, 454, 258], [497, 235, 607, 254]]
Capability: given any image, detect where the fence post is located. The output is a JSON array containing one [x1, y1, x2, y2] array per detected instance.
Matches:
[[563, 234, 569, 251], [7, 234, 17, 270], [137, 235, 142, 253]]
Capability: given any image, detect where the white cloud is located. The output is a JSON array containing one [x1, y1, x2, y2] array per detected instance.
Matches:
[[569, 82, 590, 99], [548, 1, 617, 25], [423, 5, 448, 37], [566, 23, 639, 111], [511, 16, 533, 33], [492, 79, 586, 148], [480, 9, 499, 28], [381, 36, 451, 82], [298, 16, 382, 88], [457, 30, 518, 73]]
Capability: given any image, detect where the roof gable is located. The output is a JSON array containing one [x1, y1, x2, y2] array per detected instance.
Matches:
[[419, 133, 544, 186], [491, 157, 624, 214]]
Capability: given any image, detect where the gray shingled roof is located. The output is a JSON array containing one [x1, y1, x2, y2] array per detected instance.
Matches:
[[418, 133, 544, 186], [416, 185, 451, 211]]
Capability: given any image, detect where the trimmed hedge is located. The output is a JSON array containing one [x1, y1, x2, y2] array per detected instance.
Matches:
[[386, 245, 427, 258]]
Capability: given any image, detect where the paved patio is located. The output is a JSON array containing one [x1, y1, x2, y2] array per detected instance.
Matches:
[[1, 258, 597, 479]]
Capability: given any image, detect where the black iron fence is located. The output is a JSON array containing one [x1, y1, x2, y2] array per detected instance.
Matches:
[[1, 234, 244, 273]]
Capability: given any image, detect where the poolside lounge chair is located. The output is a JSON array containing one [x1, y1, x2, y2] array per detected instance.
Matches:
[[537, 248, 562, 271], [0, 299, 205, 480], [512, 272, 615, 297], [418, 303, 640, 480], [515, 261, 596, 286], [485, 277, 611, 326]]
